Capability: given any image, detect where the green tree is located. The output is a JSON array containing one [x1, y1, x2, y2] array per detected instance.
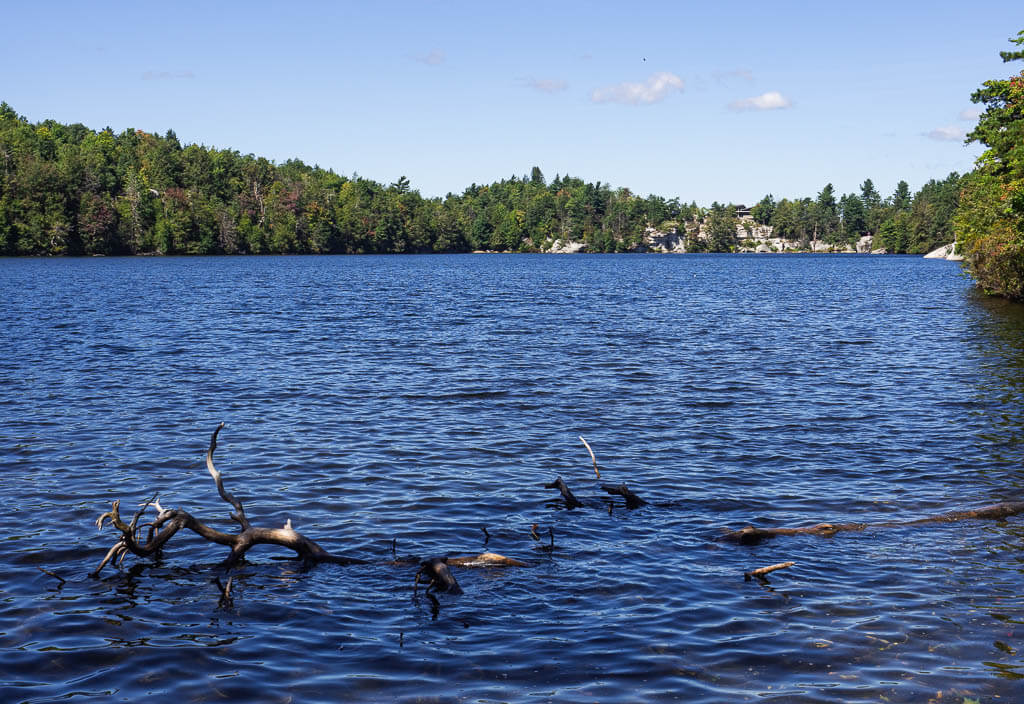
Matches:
[[705, 202, 737, 252], [813, 183, 840, 243], [955, 29, 1024, 300], [750, 194, 776, 225]]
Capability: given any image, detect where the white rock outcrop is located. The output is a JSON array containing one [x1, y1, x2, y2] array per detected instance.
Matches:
[[924, 243, 964, 261]]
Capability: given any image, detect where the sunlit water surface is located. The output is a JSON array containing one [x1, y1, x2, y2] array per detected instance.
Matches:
[[2, 254, 1024, 703]]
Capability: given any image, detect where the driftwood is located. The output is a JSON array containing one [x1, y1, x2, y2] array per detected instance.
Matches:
[[93, 424, 528, 581], [415, 557, 463, 595], [722, 501, 1024, 545], [579, 436, 600, 479], [544, 476, 584, 509], [744, 561, 795, 582], [92, 423, 365, 576], [602, 483, 648, 509]]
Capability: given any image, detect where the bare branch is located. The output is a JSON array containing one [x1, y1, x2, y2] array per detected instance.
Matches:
[[579, 436, 600, 479], [744, 561, 795, 582], [37, 566, 66, 586], [93, 425, 366, 576], [206, 422, 251, 530]]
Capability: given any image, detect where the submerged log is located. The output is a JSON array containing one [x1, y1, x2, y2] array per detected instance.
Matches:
[[896, 501, 1024, 525], [722, 501, 1024, 545], [722, 522, 866, 545]]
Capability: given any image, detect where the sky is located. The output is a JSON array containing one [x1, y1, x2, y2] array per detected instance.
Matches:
[[2, 1, 1022, 206]]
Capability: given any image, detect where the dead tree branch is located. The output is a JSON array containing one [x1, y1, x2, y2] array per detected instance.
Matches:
[[544, 476, 584, 509], [579, 436, 600, 479], [92, 424, 364, 576]]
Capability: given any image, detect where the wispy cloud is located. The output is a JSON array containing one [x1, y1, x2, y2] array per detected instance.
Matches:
[[141, 70, 195, 80], [925, 126, 965, 141], [417, 49, 445, 66], [729, 91, 791, 111], [591, 72, 684, 105], [526, 78, 568, 94], [958, 107, 982, 121]]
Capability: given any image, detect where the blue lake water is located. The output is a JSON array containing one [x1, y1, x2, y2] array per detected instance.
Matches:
[[1, 253, 1023, 702]]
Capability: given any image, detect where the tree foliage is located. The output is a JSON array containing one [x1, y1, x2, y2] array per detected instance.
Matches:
[[0, 105, 675, 256], [954, 30, 1024, 301], [0, 102, 972, 259]]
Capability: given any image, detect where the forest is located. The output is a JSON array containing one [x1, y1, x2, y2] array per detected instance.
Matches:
[[0, 101, 961, 258]]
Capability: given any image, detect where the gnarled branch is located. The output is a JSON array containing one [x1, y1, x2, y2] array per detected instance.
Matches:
[[93, 424, 363, 576]]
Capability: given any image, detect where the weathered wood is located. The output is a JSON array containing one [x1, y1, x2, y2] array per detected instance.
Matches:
[[92, 424, 364, 576], [544, 476, 584, 509], [414, 557, 463, 595], [744, 561, 795, 582], [722, 501, 1024, 545], [602, 483, 647, 509], [579, 436, 600, 479], [722, 522, 866, 545]]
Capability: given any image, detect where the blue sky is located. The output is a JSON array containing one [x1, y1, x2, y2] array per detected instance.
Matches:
[[2, 1, 1022, 205]]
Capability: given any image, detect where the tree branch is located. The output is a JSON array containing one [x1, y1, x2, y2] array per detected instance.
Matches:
[[93, 424, 364, 576]]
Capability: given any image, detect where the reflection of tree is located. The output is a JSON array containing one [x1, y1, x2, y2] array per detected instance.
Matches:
[[967, 294, 1024, 464]]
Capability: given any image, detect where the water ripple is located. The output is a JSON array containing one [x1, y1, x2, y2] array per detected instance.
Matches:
[[0, 254, 1023, 702]]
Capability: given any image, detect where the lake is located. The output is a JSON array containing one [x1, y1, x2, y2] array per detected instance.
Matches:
[[2, 253, 1023, 703]]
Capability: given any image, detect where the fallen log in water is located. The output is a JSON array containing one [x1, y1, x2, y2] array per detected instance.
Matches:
[[92, 424, 529, 582], [722, 501, 1024, 545]]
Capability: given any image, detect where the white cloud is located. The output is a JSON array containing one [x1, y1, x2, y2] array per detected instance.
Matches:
[[958, 107, 982, 121], [418, 49, 445, 66], [141, 70, 195, 80], [591, 72, 684, 105], [527, 78, 568, 94], [729, 91, 791, 111], [925, 126, 966, 141]]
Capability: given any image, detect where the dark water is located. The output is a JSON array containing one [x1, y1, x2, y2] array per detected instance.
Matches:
[[2, 254, 1024, 703]]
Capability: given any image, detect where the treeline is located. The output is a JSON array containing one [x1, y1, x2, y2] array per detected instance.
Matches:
[[747, 174, 961, 254], [954, 30, 1024, 302], [0, 102, 694, 256], [0, 101, 956, 257]]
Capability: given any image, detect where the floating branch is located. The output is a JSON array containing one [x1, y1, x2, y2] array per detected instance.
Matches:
[[744, 561, 795, 582], [92, 423, 365, 576], [579, 436, 600, 479], [544, 476, 584, 509], [447, 552, 528, 567]]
